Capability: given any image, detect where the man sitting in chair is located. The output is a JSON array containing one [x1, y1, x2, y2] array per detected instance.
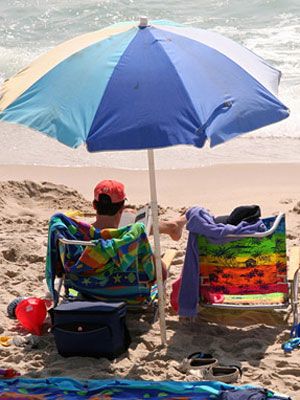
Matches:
[[92, 179, 186, 280], [46, 179, 186, 304]]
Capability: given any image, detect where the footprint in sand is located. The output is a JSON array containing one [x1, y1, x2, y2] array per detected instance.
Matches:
[[292, 201, 300, 214], [26, 254, 45, 263], [286, 232, 297, 240], [18, 210, 38, 218], [279, 368, 300, 377], [5, 270, 18, 278], [2, 248, 18, 262], [279, 199, 293, 204], [275, 360, 290, 368]]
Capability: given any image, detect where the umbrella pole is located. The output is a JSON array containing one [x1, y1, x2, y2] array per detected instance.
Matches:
[[147, 149, 167, 346]]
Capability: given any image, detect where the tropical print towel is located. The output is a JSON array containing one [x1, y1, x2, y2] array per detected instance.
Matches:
[[199, 216, 289, 305], [0, 377, 291, 399], [46, 213, 155, 305], [177, 207, 266, 316]]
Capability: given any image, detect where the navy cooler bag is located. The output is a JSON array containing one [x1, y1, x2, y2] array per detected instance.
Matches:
[[49, 301, 131, 359]]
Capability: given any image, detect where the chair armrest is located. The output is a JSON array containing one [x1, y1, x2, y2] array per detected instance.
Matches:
[[58, 238, 96, 247], [225, 213, 284, 239]]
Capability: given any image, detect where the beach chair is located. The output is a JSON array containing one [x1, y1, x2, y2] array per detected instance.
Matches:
[[198, 214, 299, 326], [46, 213, 176, 315]]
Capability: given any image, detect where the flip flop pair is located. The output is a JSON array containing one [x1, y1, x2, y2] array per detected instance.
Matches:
[[202, 365, 242, 384], [181, 352, 218, 373], [181, 352, 242, 384]]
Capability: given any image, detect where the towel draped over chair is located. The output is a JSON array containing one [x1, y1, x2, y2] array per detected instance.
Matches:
[[46, 213, 155, 305]]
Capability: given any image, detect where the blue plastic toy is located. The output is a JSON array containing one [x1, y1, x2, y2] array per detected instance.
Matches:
[[282, 337, 300, 353]]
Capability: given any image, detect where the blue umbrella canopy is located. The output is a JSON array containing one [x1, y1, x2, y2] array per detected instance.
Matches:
[[0, 19, 288, 151]]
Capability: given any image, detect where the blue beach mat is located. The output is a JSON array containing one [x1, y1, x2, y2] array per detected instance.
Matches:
[[0, 378, 291, 399]]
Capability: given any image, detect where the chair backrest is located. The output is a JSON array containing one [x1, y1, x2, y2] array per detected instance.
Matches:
[[46, 213, 155, 306], [198, 215, 289, 306], [62, 234, 155, 305]]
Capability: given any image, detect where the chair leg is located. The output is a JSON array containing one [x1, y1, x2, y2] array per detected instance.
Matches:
[[54, 276, 64, 307], [288, 246, 300, 328], [292, 270, 299, 327], [153, 302, 159, 324]]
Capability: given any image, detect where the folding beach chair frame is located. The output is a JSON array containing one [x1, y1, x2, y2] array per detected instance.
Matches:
[[200, 213, 300, 326]]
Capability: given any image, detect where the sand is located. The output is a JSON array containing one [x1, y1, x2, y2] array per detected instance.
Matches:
[[0, 163, 300, 398]]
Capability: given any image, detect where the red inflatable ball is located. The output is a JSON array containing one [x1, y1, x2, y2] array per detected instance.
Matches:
[[15, 297, 47, 336]]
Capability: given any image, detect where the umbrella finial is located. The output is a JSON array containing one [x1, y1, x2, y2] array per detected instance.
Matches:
[[139, 16, 149, 28]]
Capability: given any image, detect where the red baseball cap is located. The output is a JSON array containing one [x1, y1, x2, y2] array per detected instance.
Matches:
[[94, 180, 126, 203]]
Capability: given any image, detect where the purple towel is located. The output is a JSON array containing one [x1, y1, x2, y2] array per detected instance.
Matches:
[[178, 207, 266, 317]]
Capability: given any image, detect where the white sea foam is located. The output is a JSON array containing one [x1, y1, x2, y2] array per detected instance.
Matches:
[[0, 46, 45, 78]]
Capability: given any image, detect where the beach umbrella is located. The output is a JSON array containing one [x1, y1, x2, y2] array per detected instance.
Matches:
[[0, 17, 289, 345]]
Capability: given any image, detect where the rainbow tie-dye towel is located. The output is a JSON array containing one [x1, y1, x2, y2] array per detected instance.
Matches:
[[0, 377, 291, 399], [46, 213, 155, 305], [199, 216, 289, 305]]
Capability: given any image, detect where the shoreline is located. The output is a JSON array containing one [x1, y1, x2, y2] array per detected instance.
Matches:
[[1, 162, 300, 212], [1, 122, 300, 169]]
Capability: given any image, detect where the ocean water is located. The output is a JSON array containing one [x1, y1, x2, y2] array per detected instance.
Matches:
[[0, 0, 299, 169]]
